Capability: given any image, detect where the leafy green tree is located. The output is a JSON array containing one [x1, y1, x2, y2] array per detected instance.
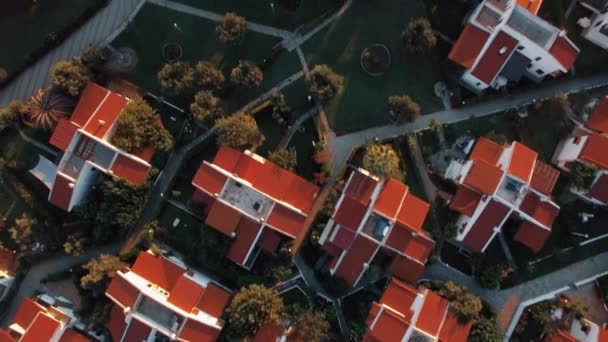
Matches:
[[268, 147, 297, 171], [308, 65, 344, 104], [194, 61, 225, 91], [387, 95, 421, 122], [0, 100, 29, 130], [157, 62, 195, 98], [63, 235, 84, 256], [9, 213, 34, 251], [50, 57, 89, 97], [231, 60, 263, 88], [214, 112, 265, 149], [436, 281, 482, 322], [227, 284, 284, 337], [190, 90, 223, 123], [402, 17, 437, 53], [477, 263, 507, 289], [81, 44, 109, 69], [363, 143, 403, 181], [571, 161, 597, 191], [484, 131, 509, 145], [271, 92, 290, 125], [470, 317, 502, 342], [80, 254, 126, 296], [429, 118, 443, 136], [111, 97, 174, 153], [217, 12, 248, 44], [292, 309, 330, 342]]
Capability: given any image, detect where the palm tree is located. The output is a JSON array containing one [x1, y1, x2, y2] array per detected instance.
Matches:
[[25, 87, 74, 130]]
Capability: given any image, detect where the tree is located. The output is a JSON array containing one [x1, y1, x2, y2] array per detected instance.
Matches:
[[231, 60, 263, 88], [387, 95, 421, 122], [292, 309, 330, 342], [271, 92, 290, 125], [9, 213, 33, 251], [25, 87, 74, 130], [268, 147, 297, 171], [157, 62, 195, 98], [190, 90, 223, 122], [477, 263, 507, 289], [50, 57, 89, 97], [194, 61, 225, 91], [111, 97, 174, 153], [470, 318, 502, 342], [217, 12, 248, 44], [214, 112, 265, 149], [227, 284, 284, 337], [429, 118, 443, 136], [80, 254, 126, 296], [571, 161, 597, 191], [0, 100, 29, 130], [484, 130, 509, 145], [63, 235, 84, 256], [363, 143, 403, 181], [81, 44, 109, 69], [402, 17, 437, 54], [436, 281, 482, 322], [307, 65, 344, 104]]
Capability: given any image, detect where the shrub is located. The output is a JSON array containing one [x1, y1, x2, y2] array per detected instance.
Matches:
[[49, 58, 89, 97], [402, 17, 437, 53], [214, 113, 265, 150], [307, 65, 344, 104], [217, 13, 248, 44]]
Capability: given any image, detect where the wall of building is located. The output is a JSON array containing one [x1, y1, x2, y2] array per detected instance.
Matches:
[[584, 12, 608, 50], [68, 163, 100, 211]]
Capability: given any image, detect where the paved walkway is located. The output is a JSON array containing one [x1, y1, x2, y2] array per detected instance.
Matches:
[[238, 70, 304, 114], [0, 0, 145, 107], [279, 106, 318, 148]]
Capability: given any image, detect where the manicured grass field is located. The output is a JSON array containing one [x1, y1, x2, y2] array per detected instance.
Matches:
[[303, 0, 443, 133], [173, 0, 339, 30], [0, 0, 98, 76]]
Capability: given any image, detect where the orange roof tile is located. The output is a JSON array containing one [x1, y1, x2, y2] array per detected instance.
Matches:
[[49, 173, 74, 211], [450, 186, 483, 217], [205, 201, 242, 236], [580, 133, 608, 169], [258, 228, 281, 253], [330, 226, 357, 250], [519, 192, 559, 228], [106, 274, 140, 308], [334, 195, 368, 230], [122, 317, 151, 342], [530, 161, 560, 196], [472, 31, 519, 84], [167, 275, 205, 313], [212, 146, 242, 173], [448, 24, 491, 69], [110, 155, 150, 185], [192, 163, 228, 195], [463, 200, 510, 252], [133, 145, 155, 163], [131, 252, 186, 292], [107, 305, 127, 342], [587, 97, 608, 134], [12, 298, 46, 330], [49, 119, 79, 151], [178, 319, 221, 342], [544, 330, 578, 342], [588, 174, 608, 204], [438, 310, 473, 342], [83, 92, 128, 139], [508, 142, 537, 182], [227, 217, 262, 265], [396, 192, 430, 232], [69, 82, 109, 127], [365, 308, 410, 342], [59, 329, 91, 342], [379, 278, 417, 321], [386, 224, 435, 262], [253, 321, 285, 342], [470, 137, 504, 166], [416, 290, 449, 336], [345, 171, 380, 205], [198, 283, 231, 318], [334, 235, 378, 286], [282, 176, 319, 214], [0, 330, 15, 342], [514, 220, 551, 253], [373, 179, 408, 219], [266, 204, 307, 238], [549, 36, 579, 71], [463, 160, 504, 195], [389, 254, 426, 285], [517, 0, 543, 14], [21, 313, 61, 342]]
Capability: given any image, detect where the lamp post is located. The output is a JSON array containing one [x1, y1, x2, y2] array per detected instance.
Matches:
[[173, 22, 182, 33], [571, 231, 589, 239], [270, 1, 275, 14]]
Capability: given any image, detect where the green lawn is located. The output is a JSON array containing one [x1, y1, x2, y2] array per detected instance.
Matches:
[[0, 0, 99, 77], [303, 0, 443, 133], [288, 120, 318, 181], [172, 0, 339, 30], [111, 3, 302, 110], [255, 107, 286, 157]]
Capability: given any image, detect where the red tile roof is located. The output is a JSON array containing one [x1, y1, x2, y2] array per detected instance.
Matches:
[[416, 290, 449, 336], [519, 192, 559, 228], [463, 200, 510, 252], [253, 321, 285, 342], [331, 227, 357, 250], [197, 283, 231, 318], [334, 195, 368, 230], [106, 274, 140, 308], [133, 145, 156, 163], [131, 252, 186, 292], [82, 92, 128, 139], [470, 137, 504, 166], [110, 155, 150, 185], [205, 201, 242, 236], [588, 173, 608, 204], [389, 254, 426, 285], [266, 204, 307, 238], [373, 179, 408, 219], [517, 0, 544, 14], [514, 220, 551, 253], [345, 171, 379, 205], [472, 31, 519, 84], [21, 313, 60, 342], [365, 308, 410, 342], [59, 329, 91, 342], [378, 278, 417, 321], [49, 119, 79, 151], [580, 133, 608, 169], [386, 225, 434, 262], [178, 319, 221, 342], [0, 330, 15, 342], [107, 305, 126, 342], [192, 163, 228, 195], [283, 176, 319, 214], [449, 24, 491, 69], [438, 310, 473, 342], [212, 146, 242, 172], [450, 186, 483, 217], [69, 82, 109, 127], [258, 228, 281, 253], [167, 275, 205, 313], [49, 173, 74, 211], [395, 193, 430, 233], [549, 36, 579, 71], [227, 217, 262, 265], [334, 235, 378, 286], [544, 330, 578, 342], [508, 142, 537, 182], [530, 160, 560, 196], [12, 298, 45, 330], [121, 317, 151, 342], [463, 161, 504, 195], [587, 97, 608, 134]]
